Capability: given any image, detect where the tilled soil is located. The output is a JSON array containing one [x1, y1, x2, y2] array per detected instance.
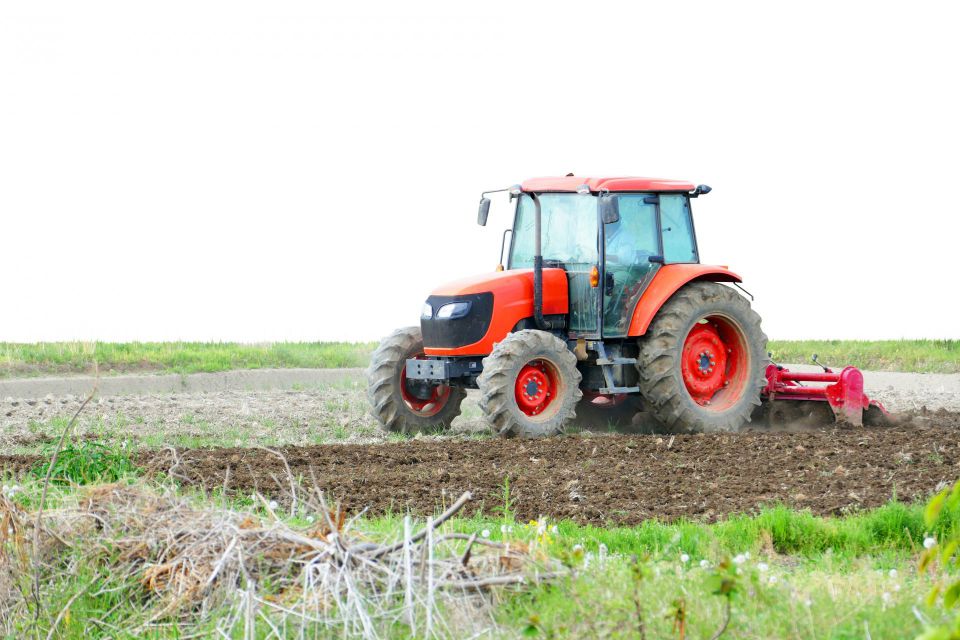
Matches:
[[6, 410, 956, 526]]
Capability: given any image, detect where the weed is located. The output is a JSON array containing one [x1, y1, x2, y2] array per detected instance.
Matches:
[[30, 440, 140, 485]]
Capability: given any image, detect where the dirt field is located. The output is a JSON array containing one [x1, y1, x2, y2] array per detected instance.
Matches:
[[1, 409, 956, 525], [2, 368, 959, 525]]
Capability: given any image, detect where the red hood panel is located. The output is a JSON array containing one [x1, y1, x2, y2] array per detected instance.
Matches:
[[423, 268, 569, 356], [430, 268, 568, 315]]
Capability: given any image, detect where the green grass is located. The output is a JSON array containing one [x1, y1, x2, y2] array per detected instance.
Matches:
[[1, 339, 957, 377], [29, 439, 140, 485], [3, 445, 958, 639], [768, 339, 960, 373], [0, 340, 376, 377]]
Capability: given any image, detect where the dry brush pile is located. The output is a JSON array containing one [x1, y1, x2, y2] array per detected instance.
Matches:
[[0, 482, 565, 638]]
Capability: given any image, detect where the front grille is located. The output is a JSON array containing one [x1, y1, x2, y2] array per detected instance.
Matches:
[[421, 293, 494, 349]]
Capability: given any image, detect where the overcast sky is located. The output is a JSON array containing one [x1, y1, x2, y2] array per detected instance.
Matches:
[[2, 1, 958, 342]]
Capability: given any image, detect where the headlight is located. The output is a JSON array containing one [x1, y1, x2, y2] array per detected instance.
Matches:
[[436, 301, 472, 319], [421, 303, 432, 319]]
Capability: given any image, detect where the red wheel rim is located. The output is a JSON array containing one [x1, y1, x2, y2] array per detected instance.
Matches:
[[680, 316, 749, 412], [514, 359, 559, 417], [400, 354, 452, 417]]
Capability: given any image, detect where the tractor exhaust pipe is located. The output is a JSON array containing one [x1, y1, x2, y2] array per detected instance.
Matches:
[[530, 192, 547, 331]]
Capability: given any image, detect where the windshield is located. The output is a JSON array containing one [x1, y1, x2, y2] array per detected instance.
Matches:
[[509, 194, 598, 268]]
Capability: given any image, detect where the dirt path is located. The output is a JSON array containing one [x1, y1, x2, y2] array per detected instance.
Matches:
[[0, 367, 365, 398], [2, 365, 960, 453]]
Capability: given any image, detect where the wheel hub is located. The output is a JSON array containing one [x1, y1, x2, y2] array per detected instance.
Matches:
[[681, 322, 730, 405], [515, 360, 556, 416]]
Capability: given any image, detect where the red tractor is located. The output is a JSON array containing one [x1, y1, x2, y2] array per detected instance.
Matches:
[[368, 176, 885, 437]]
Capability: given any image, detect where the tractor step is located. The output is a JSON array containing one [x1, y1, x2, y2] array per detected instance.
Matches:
[[595, 357, 637, 366], [590, 342, 639, 396], [599, 385, 640, 394]]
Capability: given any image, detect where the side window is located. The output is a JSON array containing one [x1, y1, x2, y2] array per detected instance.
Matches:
[[659, 195, 698, 263], [605, 195, 659, 263]]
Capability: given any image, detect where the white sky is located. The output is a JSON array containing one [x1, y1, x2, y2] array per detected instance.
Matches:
[[2, 1, 958, 343]]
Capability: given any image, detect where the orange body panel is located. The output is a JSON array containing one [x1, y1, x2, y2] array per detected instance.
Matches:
[[424, 268, 569, 356], [521, 176, 696, 193], [627, 264, 742, 336]]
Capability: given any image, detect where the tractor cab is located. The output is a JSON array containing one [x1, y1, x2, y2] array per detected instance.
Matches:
[[506, 184, 703, 339]]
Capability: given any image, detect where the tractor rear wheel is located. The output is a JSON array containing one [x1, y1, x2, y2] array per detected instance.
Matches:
[[477, 330, 582, 438], [637, 282, 767, 433], [367, 326, 466, 434]]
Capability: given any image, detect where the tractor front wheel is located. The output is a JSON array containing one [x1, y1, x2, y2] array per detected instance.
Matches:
[[477, 330, 582, 438], [367, 327, 466, 434], [637, 282, 767, 432]]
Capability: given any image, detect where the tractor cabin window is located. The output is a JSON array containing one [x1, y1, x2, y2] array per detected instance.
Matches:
[[659, 194, 698, 263], [510, 193, 601, 333], [509, 194, 599, 268]]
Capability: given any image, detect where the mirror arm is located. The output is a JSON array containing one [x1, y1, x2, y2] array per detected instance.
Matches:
[[499, 229, 513, 268]]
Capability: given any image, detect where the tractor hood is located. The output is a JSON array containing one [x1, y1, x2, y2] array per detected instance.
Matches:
[[422, 268, 569, 356]]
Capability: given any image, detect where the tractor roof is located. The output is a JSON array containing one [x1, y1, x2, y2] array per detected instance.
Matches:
[[521, 176, 696, 193]]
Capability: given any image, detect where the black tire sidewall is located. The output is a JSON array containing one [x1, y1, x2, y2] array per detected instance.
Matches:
[[673, 308, 763, 424], [478, 330, 582, 438], [367, 327, 465, 433], [638, 283, 767, 433]]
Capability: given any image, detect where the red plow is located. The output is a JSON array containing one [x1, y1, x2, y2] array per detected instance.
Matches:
[[760, 359, 889, 427]]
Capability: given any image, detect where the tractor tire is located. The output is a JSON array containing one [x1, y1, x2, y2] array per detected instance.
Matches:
[[366, 326, 466, 434], [477, 330, 582, 438], [637, 282, 768, 433]]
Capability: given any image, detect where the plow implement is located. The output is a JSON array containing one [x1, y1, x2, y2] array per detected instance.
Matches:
[[759, 361, 889, 427]]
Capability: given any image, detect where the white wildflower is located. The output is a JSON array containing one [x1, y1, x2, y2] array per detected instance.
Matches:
[[680, 553, 690, 563], [306, 515, 315, 523], [550, 525, 558, 534], [733, 553, 747, 565], [923, 536, 936, 549], [757, 562, 769, 573], [700, 559, 710, 569], [481, 529, 490, 538], [888, 569, 898, 578], [882, 592, 891, 604], [768, 575, 778, 585], [268, 500, 279, 511], [572, 543, 584, 552], [893, 583, 901, 592]]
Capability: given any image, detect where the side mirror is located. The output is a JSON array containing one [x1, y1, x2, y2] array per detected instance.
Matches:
[[477, 197, 491, 226], [599, 195, 620, 224]]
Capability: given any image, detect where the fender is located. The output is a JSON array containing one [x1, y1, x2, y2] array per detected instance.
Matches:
[[627, 264, 743, 336]]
